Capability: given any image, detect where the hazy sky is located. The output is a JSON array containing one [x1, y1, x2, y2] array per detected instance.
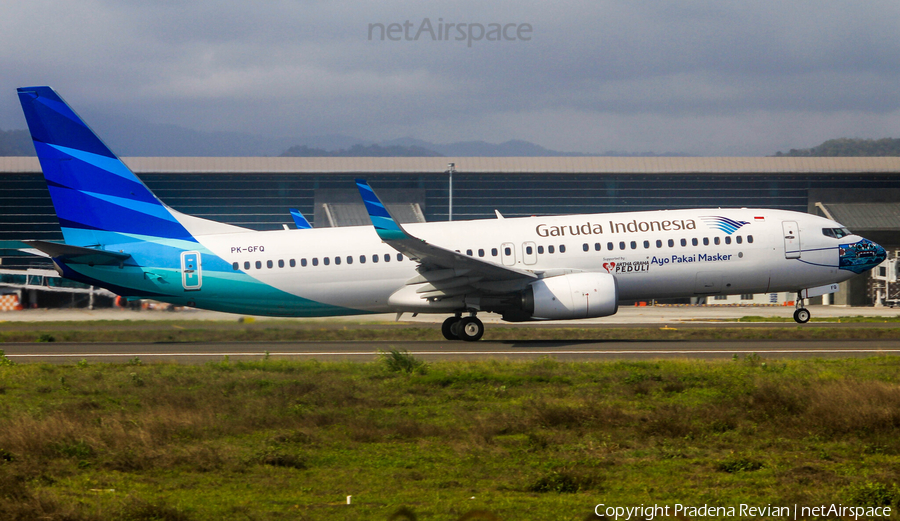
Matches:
[[2, 1, 899, 155]]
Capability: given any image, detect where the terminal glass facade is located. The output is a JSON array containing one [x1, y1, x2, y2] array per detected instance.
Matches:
[[3, 172, 900, 240]]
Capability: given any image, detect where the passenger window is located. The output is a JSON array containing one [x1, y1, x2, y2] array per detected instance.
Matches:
[[656, 240, 662, 248], [478, 249, 485, 257], [232, 262, 239, 270], [255, 261, 262, 269], [360, 255, 366, 264], [643, 240, 650, 249], [537, 246, 544, 254], [748, 235, 754, 243], [290, 259, 296, 267], [714, 237, 720, 245], [548, 245, 555, 254], [312, 258, 318, 266], [680, 239, 686, 247], [334, 256, 341, 265], [692, 238, 698, 246], [397, 253, 403, 261], [527, 246, 534, 254], [703, 238, 709, 246], [492, 248, 498, 256], [607, 242, 614, 250], [347, 256, 353, 264], [724, 236, 731, 245], [266, 260, 273, 269], [630, 241, 637, 250], [559, 245, 566, 253], [384, 254, 390, 262], [243, 261, 250, 270], [595, 243, 601, 251], [668, 239, 674, 247], [583, 243, 589, 252], [466, 249, 473, 256], [372, 254, 378, 263], [278, 259, 284, 268], [619, 241, 625, 250], [301, 258, 307, 267], [324, 257, 330, 266]]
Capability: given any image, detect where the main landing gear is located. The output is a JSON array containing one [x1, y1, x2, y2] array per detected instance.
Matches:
[[442, 313, 485, 342], [793, 294, 811, 324]]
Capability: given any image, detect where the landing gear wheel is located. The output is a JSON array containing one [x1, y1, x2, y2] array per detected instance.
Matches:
[[450, 318, 463, 338], [793, 308, 810, 324], [442, 316, 461, 340], [457, 317, 485, 342]]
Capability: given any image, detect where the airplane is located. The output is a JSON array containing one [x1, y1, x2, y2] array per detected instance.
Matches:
[[14, 86, 888, 341]]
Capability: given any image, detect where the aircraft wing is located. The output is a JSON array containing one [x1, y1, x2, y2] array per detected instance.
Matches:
[[23, 240, 132, 266], [355, 180, 537, 287]]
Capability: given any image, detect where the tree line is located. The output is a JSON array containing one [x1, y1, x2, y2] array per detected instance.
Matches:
[[775, 138, 900, 157], [280, 144, 442, 157]]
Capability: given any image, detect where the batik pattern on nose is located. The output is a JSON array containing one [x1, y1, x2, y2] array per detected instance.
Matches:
[[839, 239, 887, 274]]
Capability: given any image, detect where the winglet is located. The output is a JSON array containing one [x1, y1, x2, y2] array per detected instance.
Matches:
[[289, 209, 312, 229], [355, 179, 410, 241]]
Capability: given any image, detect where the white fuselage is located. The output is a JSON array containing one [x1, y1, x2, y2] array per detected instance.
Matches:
[[192, 208, 860, 314]]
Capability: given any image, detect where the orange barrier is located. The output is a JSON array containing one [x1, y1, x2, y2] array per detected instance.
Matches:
[[0, 294, 22, 311]]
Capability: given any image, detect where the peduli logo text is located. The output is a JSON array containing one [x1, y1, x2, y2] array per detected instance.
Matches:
[[604, 260, 649, 274]]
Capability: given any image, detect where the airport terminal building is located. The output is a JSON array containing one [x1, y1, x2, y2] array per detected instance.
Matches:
[[2, 156, 899, 307]]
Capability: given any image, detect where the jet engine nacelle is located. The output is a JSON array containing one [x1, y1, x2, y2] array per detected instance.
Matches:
[[522, 272, 618, 320]]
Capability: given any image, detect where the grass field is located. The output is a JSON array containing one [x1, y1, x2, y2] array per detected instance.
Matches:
[[3, 318, 900, 343], [2, 350, 900, 520]]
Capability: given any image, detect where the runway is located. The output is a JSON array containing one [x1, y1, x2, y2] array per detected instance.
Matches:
[[5, 339, 900, 363]]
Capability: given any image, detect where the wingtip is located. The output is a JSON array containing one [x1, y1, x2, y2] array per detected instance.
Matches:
[[354, 180, 410, 241]]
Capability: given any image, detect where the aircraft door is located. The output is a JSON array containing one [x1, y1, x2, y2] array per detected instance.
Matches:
[[782, 221, 800, 259], [522, 241, 537, 265], [501, 242, 516, 266], [181, 251, 202, 290]]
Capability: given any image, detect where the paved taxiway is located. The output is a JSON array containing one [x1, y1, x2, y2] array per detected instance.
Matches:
[[3, 305, 900, 363], [5, 339, 900, 364]]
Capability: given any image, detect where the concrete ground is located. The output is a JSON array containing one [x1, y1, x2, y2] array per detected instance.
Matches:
[[2, 304, 899, 324]]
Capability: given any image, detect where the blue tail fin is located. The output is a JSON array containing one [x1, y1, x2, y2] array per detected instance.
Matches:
[[17, 86, 194, 247]]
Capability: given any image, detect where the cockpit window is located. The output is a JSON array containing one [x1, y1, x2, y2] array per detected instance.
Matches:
[[822, 227, 852, 239]]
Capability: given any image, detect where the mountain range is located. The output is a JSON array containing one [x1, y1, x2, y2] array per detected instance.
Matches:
[[1, 114, 692, 157]]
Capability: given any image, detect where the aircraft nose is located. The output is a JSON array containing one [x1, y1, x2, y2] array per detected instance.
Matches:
[[874, 241, 888, 265]]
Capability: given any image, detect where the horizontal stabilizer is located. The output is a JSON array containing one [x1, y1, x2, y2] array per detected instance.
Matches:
[[23, 240, 131, 266], [0, 240, 34, 250]]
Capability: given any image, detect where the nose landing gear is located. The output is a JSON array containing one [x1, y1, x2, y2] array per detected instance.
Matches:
[[793, 294, 811, 324], [441, 313, 484, 341]]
